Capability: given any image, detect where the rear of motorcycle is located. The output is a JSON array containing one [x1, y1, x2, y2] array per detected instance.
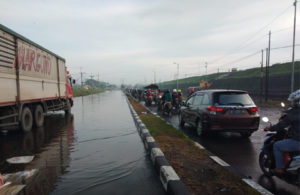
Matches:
[[164, 101, 172, 116], [260, 117, 300, 185]]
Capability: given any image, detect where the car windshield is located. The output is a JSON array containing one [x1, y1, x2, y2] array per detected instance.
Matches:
[[215, 92, 254, 106]]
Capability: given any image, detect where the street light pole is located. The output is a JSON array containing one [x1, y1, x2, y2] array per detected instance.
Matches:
[[174, 62, 179, 90], [205, 62, 208, 81], [291, 0, 297, 93]]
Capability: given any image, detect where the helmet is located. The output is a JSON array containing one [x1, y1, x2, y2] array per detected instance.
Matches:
[[178, 89, 182, 93], [173, 89, 177, 92], [288, 89, 300, 106], [190, 88, 194, 93], [147, 88, 151, 92]]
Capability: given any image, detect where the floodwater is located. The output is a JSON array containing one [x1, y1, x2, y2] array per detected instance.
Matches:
[[0, 91, 165, 195]]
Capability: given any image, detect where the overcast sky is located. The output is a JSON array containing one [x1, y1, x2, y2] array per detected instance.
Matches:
[[1, 0, 299, 85]]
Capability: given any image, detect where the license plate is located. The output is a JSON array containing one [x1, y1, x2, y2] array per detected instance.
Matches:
[[229, 109, 246, 114]]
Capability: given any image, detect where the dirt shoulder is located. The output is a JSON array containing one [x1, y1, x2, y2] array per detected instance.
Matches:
[[129, 97, 260, 195]]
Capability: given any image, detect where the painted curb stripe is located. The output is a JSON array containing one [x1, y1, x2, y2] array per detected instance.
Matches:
[[151, 148, 164, 164], [142, 129, 149, 134], [146, 136, 155, 143], [210, 156, 230, 167], [194, 142, 205, 149], [160, 166, 180, 191], [242, 179, 273, 195]]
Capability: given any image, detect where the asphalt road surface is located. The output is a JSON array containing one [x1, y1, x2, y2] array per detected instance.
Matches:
[[147, 102, 300, 195]]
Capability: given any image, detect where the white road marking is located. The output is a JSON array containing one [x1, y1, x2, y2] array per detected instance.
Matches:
[[210, 156, 230, 167]]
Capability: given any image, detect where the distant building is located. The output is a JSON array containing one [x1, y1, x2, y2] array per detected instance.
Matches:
[[231, 68, 238, 72]]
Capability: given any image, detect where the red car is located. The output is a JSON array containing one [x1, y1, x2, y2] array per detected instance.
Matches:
[[179, 89, 260, 138]]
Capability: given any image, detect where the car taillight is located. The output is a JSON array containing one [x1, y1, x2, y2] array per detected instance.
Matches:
[[250, 106, 258, 113], [207, 106, 224, 112], [207, 106, 224, 115]]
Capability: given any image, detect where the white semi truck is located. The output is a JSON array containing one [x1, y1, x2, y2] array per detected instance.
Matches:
[[0, 24, 74, 132]]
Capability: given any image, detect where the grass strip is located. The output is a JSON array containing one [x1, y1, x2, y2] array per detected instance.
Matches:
[[73, 88, 103, 97], [128, 97, 260, 195]]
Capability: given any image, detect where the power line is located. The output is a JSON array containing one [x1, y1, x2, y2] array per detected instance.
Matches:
[[208, 4, 293, 65]]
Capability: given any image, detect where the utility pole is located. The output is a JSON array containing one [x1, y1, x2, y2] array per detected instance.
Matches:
[[267, 31, 271, 101], [291, 0, 297, 92], [205, 62, 208, 82], [80, 67, 84, 87], [260, 49, 264, 103], [90, 74, 94, 80]]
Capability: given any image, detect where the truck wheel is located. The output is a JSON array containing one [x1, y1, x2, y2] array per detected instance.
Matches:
[[65, 100, 71, 114], [21, 106, 33, 132], [34, 105, 44, 127]]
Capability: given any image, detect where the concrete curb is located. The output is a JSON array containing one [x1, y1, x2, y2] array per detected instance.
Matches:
[[137, 100, 273, 195], [125, 97, 190, 195]]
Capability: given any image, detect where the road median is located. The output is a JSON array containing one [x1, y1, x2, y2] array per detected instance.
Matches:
[[127, 96, 271, 195]]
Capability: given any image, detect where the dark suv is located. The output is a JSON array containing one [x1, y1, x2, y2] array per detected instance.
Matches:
[[179, 89, 260, 138]]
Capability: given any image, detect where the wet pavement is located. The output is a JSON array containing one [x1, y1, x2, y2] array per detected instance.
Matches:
[[0, 91, 165, 195], [147, 103, 300, 195]]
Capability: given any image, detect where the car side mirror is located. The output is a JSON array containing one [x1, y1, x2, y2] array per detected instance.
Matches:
[[72, 79, 76, 84]]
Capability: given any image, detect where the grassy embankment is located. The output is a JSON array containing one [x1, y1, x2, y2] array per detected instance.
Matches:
[[128, 97, 260, 195], [73, 88, 103, 97], [158, 61, 300, 97]]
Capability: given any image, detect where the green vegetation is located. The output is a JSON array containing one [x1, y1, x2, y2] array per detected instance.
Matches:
[[158, 61, 300, 89], [140, 114, 195, 146], [73, 88, 103, 97]]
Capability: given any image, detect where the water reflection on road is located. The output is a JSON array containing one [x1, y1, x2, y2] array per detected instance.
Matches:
[[0, 91, 165, 195]]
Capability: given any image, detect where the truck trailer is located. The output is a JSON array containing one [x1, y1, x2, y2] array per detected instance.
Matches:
[[0, 24, 73, 132]]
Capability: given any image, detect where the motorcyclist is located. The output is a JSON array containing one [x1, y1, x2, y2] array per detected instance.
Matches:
[[188, 87, 194, 97], [178, 89, 183, 105], [172, 89, 178, 107], [163, 90, 171, 109], [264, 89, 300, 174]]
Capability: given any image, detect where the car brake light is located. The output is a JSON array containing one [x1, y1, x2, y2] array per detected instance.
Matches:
[[207, 106, 224, 112], [250, 107, 258, 112]]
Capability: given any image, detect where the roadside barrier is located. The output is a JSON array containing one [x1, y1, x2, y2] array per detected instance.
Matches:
[[125, 96, 190, 195]]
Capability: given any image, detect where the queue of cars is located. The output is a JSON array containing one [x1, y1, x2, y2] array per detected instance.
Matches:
[[129, 87, 260, 138]]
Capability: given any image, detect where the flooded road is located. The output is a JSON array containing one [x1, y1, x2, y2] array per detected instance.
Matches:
[[0, 91, 165, 195]]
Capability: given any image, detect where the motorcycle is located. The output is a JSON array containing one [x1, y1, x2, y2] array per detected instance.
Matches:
[[145, 94, 152, 106], [259, 115, 300, 185], [172, 97, 180, 114], [163, 101, 173, 116]]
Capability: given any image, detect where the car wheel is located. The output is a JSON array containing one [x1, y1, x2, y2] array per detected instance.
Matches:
[[240, 132, 252, 138], [179, 113, 185, 127], [196, 120, 204, 136]]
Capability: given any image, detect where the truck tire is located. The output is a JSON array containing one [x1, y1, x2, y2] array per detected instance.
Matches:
[[34, 105, 44, 127], [65, 100, 71, 114], [21, 106, 33, 132]]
